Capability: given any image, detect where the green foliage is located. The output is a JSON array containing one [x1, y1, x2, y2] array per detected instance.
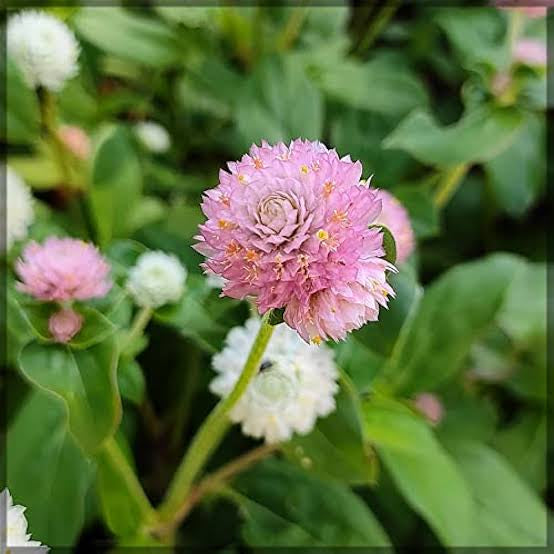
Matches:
[[232, 459, 391, 547]]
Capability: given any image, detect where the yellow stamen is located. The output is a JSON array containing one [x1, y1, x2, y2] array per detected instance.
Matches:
[[316, 229, 329, 241], [311, 335, 322, 345], [253, 157, 264, 169], [300, 164, 309, 174], [323, 181, 334, 197]]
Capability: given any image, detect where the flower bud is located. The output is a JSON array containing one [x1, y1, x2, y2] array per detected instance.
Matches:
[[48, 308, 83, 343]]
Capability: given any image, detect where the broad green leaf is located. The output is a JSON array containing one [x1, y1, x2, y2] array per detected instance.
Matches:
[[118, 359, 145, 405], [363, 397, 474, 545], [6, 391, 93, 546], [385, 254, 525, 394], [493, 411, 546, 493], [2, 57, 40, 144], [74, 7, 181, 68], [18, 337, 121, 452], [316, 53, 427, 116], [485, 115, 545, 217], [283, 387, 377, 486], [445, 441, 547, 546], [233, 459, 391, 547], [384, 106, 525, 167], [434, 8, 509, 72], [90, 125, 143, 246], [235, 56, 323, 150]]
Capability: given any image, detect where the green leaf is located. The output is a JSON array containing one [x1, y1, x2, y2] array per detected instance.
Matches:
[[385, 254, 525, 394], [445, 441, 547, 546], [233, 459, 391, 547], [74, 7, 181, 68], [90, 125, 143, 246], [18, 337, 122, 453], [118, 359, 146, 405], [6, 391, 93, 546], [2, 57, 40, 144], [485, 115, 545, 217], [283, 386, 377, 486], [363, 396, 474, 545], [370, 225, 396, 264], [316, 53, 427, 116], [384, 106, 525, 167], [235, 56, 323, 150]]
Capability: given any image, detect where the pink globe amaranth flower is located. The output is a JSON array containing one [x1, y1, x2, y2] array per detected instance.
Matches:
[[513, 38, 547, 67], [16, 237, 112, 302], [58, 125, 91, 160], [48, 308, 83, 343], [372, 189, 415, 265], [194, 139, 395, 343], [414, 393, 444, 426], [495, 3, 549, 18]]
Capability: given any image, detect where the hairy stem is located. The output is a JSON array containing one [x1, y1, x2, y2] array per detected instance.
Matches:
[[158, 312, 275, 521], [122, 306, 153, 355]]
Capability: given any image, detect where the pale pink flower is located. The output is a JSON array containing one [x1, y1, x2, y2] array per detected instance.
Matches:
[[16, 237, 112, 302], [495, 2, 549, 18], [58, 125, 91, 160], [194, 139, 395, 343], [414, 393, 444, 426], [48, 308, 83, 343], [514, 38, 547, 67], [372, 189, 415, 265]]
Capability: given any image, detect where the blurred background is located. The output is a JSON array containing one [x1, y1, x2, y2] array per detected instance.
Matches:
[[2, 1, 550, 550]]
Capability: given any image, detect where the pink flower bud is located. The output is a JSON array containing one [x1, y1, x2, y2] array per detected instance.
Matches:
[[58, 125, 91, 160], [414, 393, 444, 426], [514, 39, 547, 67], [48, 308, 83, 343]]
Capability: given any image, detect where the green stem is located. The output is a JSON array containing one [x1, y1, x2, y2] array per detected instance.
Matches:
[[433, 164, 469, 208], [122, 306, 153, 355], [154, 443, 278, 538], [355, 0, 401, 55], [158, 312, 275, 520], [98, 436, 156, 523], [277, 4, 309, 52]]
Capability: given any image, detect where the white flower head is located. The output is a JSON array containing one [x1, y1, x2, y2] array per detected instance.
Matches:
[[126, 250, 186, 308], [211, 318, 339, 443], [2, 166, 34, 252], [7, 10, 79, 91], [1, 489, 47, 550], [134, 122, 171, 153]]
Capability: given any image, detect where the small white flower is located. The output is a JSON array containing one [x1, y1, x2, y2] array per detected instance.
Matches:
[[2, 489, 46, 550], [126, 251, 186, 308], [134, 122, 171, 153], [2, 166, 34, 252], [211, 318, 339, 443], [7, 10, 79, 91]]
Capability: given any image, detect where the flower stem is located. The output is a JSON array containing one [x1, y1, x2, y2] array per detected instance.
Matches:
[[433, 164, 469, 208], [158, 311, 275, 521], [277, 4, 308, 52], [122, 306, 153, 355], [154, 443, 278, 538], [355, 0, 401, 55]]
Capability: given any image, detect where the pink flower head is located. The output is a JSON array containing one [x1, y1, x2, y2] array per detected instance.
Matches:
[[48, 308, 83, 343], [414, 393, 444, 426], [194, 139, 395, 343], [16, 237, 112, 302], [495, 2, 549, 18], [514, 38, 547, 67], [372, 189, 415, 265], [58, 125, 91, 160]]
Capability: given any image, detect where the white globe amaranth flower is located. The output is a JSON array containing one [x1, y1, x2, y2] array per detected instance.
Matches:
[[211, 318, 339, 443], [126, 250, 187, 308], [2, 165, 34, 252], [2, 489, 46, 550], [134, 121, 171, 153], [7, 10, 79, 91]]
